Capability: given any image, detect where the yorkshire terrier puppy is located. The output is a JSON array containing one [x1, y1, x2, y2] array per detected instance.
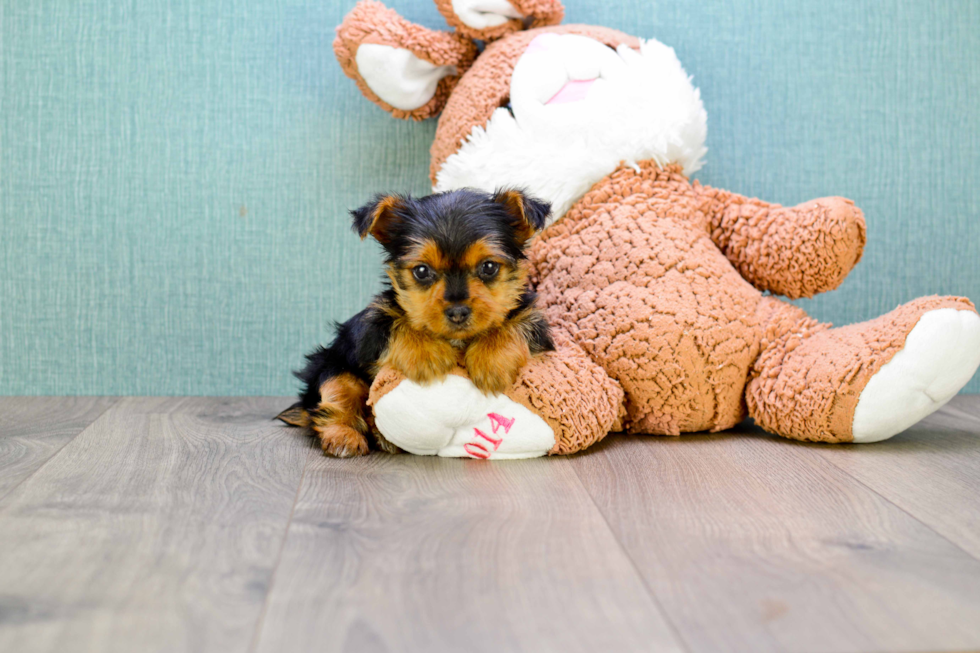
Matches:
[[277, 188, 555, 457]]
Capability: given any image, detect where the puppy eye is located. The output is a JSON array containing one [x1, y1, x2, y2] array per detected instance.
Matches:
[[478, 260, 500, 279], [412, 265, 433, 282]]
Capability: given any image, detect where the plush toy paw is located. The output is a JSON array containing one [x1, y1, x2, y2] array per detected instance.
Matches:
[[852, 308, 980, 442], [371, 373, 556, 459]]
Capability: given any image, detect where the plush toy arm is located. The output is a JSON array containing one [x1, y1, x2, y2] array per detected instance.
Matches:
[[695, 183, 867, 299], [367, 334, 624, 458]]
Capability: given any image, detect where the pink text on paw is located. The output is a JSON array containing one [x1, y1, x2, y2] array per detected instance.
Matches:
[[464, 414, 515, 459], [473, 427, 502, 450], [464, 442, 491, 459], [487, 413, 515, 435]]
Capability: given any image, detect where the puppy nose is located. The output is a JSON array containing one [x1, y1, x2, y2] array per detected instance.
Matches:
[[445, 305, 472, 325]]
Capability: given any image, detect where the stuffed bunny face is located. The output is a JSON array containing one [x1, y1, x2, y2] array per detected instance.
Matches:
[[433, 29, 708, 223], [336, 1, 707, 226]]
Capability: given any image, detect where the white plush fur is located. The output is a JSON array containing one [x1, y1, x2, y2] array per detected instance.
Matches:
[[852, 308, 980, 443], [434, 34, 708, 224], [451, 0, 523, 29], [374, 375, 555, 459]]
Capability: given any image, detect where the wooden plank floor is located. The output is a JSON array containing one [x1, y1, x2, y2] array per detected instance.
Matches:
[[1, 396, 979, 653]]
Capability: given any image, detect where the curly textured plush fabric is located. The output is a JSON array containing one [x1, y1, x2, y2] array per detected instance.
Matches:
[[507, 332, 625, 454], [531, 161, 770, 434], [747, 294, 977, 442], [529, 160, 977, 443], [433, 0, 564, 42], [334, 0, 477, 120], [697, 186, 867, 299]]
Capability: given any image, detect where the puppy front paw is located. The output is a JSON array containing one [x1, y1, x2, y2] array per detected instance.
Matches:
[[315, 423, 371, 458], [403, 355, 457, 385], [384, 327, 458, 385], [465, 329, 529, 395]]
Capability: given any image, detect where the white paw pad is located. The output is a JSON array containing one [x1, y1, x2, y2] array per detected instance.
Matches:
[[852, 308, 980, 442], [373, 375, 555, 459]]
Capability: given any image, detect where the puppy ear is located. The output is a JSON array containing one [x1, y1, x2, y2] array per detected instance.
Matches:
[[276, 403, 311, 428], [351, 194, 405, 244], [494, 189, 551, 244], [435, 0, 564, 41]]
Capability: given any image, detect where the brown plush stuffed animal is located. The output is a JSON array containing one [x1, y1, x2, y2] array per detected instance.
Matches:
[[333, 0, 980, 458]]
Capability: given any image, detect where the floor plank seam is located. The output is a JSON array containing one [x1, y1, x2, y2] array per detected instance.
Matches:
[[813, 448, 980, 565], [246, 443, 316, 653], [943, 404, 980, 428], [569, 460, 694, 653], [0, 397, 119, 507]]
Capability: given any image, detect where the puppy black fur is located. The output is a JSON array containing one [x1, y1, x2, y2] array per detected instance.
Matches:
[[278, 188, 554, 457]]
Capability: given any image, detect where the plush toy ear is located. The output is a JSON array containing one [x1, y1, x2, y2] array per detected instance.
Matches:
[[434, 0, 564, 42], [494, 189, 551, 244], [334, 1, 478, 121], [351, 194, 406, 245]]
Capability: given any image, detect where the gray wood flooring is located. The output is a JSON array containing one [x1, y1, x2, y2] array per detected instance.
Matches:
[[1, 395, 979, 653]]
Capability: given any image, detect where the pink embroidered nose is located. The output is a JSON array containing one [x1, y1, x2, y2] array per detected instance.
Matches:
[[546, 78, 596, 105], [525, 32, 561, 55]]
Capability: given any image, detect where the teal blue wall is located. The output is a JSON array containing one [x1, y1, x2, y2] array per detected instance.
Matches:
[[2, 0, 978, 395]]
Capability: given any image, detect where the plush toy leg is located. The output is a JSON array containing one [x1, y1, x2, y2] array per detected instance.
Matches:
[[746, 296, 980, 443], [367, 335, 624, 458]]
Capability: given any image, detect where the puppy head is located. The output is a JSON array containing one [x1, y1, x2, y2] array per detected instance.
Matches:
[[351, 188, 550, 339]]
